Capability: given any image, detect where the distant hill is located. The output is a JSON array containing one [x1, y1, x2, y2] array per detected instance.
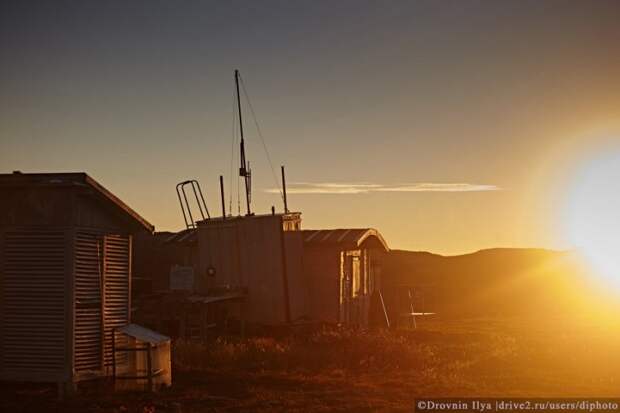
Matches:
[[381, 248, 611, 320]]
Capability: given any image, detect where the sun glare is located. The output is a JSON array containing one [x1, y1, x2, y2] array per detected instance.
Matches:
[[563, 147, 620, 288]]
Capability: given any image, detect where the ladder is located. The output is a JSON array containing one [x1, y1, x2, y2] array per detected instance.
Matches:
[[176, 180, 210, 229]]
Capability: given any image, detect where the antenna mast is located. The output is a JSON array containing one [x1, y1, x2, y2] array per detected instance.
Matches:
[[235, 69, 252, 215]]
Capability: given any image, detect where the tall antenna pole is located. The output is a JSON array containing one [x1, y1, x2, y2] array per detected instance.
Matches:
[[235, 69, 252, 216]]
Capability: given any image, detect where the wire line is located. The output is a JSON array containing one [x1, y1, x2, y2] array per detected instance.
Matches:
[[238, 74, 285, 203]]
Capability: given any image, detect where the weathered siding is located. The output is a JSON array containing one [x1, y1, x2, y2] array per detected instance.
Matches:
[[198, 215, 294, 325], [74, 231, 103, 374], [0, 229, 70, 382], [0, 173, 149, 385], [0, 188, 74, 227], [284, 230, 306, 322], [102, 234, 131, 370], [303, 247, 341, 323]]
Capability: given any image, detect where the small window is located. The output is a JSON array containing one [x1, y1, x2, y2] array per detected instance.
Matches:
[[351, 256, 361, 297]]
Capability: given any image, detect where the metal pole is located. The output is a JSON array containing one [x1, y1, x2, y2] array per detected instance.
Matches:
[[281, 165, 289, 213], [235, 70, 245, 152], [235, 70, 251, 216], [220, 175, 226, 219]]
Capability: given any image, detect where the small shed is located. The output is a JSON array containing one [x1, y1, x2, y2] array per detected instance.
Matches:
[[302, 228, 389, 327], [112, 324, 171, 392], [0, 172, 153, 389], [133, 229, 199, 295], [196, 212, 304, 325]]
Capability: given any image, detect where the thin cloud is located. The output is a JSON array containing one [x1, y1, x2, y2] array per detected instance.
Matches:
[[265, 182, 501, 194]]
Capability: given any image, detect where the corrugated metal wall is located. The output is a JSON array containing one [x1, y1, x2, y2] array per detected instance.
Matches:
[[74, 231, 103, 373], [102, 234, 130, 368], [74, 232, 131, 373], [0, 229, 132, 382], [1, 230, 67, 380]]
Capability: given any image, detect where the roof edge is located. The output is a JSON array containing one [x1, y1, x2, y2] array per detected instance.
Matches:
[[302, 228, 389, 252], [84, 174, 154, 233], [356, 228, 389, 252]]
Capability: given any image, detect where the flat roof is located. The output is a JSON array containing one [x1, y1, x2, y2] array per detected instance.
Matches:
[[117, 323, 170, 344], [197, 211, 301, 225]]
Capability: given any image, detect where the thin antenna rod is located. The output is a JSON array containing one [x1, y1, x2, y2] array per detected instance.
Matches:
[[235, 69, 252, 215], [220, 175, 226, 219], [281, 165, 289, 213]]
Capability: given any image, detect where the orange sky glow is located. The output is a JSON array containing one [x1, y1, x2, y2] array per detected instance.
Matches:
[[2, 1, 620, 254]]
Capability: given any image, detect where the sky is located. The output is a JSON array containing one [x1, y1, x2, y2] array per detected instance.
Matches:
[[1, 0, 620, 254]]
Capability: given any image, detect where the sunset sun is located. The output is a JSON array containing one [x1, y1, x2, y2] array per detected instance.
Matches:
[[564, 148, 620, 287]]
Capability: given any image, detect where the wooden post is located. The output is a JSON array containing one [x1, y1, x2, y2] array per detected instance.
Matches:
[[179, 312, 186, 340], [202, 305, 208, 342], [146, 343, 153, 392], [111, 329, 116, 382], [57, 382, 64, 401], [240, 302, 246, 339]]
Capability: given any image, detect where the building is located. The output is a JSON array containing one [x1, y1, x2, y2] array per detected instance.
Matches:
[[133, 229, 199, 294], [302, 229, 389, 327], [196, 212, 304, 325], [0, 172, 153, 389], [133, 208, 391, 329]]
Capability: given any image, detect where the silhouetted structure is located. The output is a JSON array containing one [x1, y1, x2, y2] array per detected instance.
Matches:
[[133, 229, 198, 294], [302, 229, 389, 327], [133, 214, 390, 328], [197, 212, 303, 325], [0, 172, 153, 391]]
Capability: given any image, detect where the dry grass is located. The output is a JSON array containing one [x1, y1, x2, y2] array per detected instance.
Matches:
[[173, 328, 437, 374], [3, 318, 620, 412]]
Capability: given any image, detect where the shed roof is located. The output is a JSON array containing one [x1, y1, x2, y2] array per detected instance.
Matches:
[[302, 228, 389, 252], [0, 172, 154, 233], [117, 324, 170, 344], [158, 228, 198, 244]]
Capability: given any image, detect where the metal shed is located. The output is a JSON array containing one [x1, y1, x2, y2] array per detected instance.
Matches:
[[0, 172, 153, 390], [302, 228, 389, 327], [196, 212, 304, 325]]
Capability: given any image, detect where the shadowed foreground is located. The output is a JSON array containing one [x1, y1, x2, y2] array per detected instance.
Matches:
[[2, 317, 619, 412]]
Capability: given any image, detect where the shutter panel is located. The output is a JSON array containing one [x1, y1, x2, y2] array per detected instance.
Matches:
[[1, 230, 66, 373], [74, 231, 103, 372], [103, 234, 130, 367]]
